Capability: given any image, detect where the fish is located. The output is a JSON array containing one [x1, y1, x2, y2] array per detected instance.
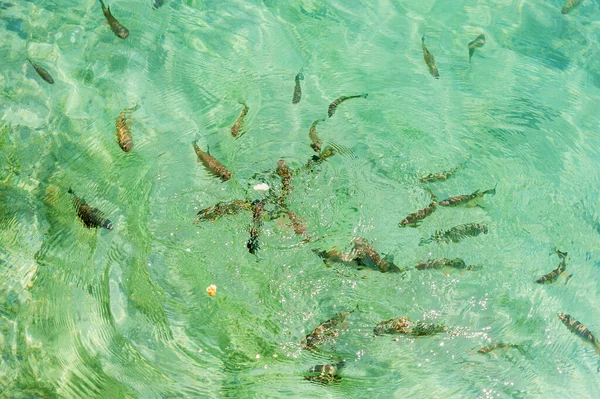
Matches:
[[292, 71, 304, 104], [561, 0, 582, 14], [476, 343, 525, 355], [308, 118, 324, 153], [301, 309, 355, 350], [313, 249, 354, 267], [276, 160, 293, 200], [99, 0, 129, 39], [115, 105, 138, 152], [439, 183, 498, 207], [194, 200, 251, 222], [153, 0, 165, 9], [328, 93, 368, 118], [230, 102, 249, 138], [415, 258, 478, 271], [246, 200, 264, 254], [302, 146, 336, 172], [68, 189, 113, 230], [419, 163, 464, 183], [422, 222, 489, 245], [374, 316, 446, 337], [422, 36, 439, 78], [534, 249, 571, 284], [28, 59, 54, 84], [399, 189, 437, 227], [350, 238, 402, 273], [468, 34, 485, 62], [304, 360, 345, 384], [192, 140, 232, 181], [557, 313, 600, 354], [286, 209, 310, 241]]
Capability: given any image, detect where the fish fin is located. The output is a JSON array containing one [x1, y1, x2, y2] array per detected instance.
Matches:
[[421, 35, 425, 43], [564, 273, 573, 285], [556, 249, 568, 258]]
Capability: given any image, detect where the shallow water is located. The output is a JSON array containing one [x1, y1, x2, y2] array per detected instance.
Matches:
[[1, 0, 600, 398]]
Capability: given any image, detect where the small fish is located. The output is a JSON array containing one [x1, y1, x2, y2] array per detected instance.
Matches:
[[301, 309, 354, 350], [308, 118, 324, 153], [28, 59, 54, 84], [194, 200, 251, 222], [561, 0, 582, 14], [422, 36, 439, 78], [246, 200, 264, 254], [350, 238, 402, 273], [153, 0, 165, 9], [304, 360, 345, 384], [286, 209, 310, 241], [423, 222, 489, 245], [115, 105, 138, 152], [439, 183, 498, 207], [192, 140, 232, 181], [476, 343, 525, 355], [535, 249, 571, 284], [374, 316, 446, 337], [399, 189, 437, 227], [276, 160, 293, 200], [415, 258, 478, 271], [328, 93, 368, 118], [68, 189, 113, 230], [230, 102, 249, 138], [468, 34, 485, 63], [419, 163, 464, 183], [557, 312, 600, 354], [99, 0, 129, 39], [292, 71, 304, 104]]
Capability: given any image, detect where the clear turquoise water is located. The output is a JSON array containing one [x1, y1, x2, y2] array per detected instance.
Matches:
[[1, 0, 600, 397]]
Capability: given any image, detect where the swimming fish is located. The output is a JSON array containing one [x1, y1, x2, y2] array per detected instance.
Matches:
[[476, 343, 525, 355], [99, 0, 129, 39], [192, 140, 232, 181], [420, 163, 464, 183], [313, 249, 354, 267], [468, 34, 485, 62], [328, 93, 368, 118], [247, 200, 264, 254], [534, 249, 571, 284], [415, 258, 478, 271], [374, 316, 446, 337], [422, 222, 488, 245], [308, 118, 325, 153], [301, 309, 354, 350], [28, 59, 54, 84], [350, 238, 402, 273], [292, 71, 304, 104], [557, 312, 600, 354], [304, 360, 345, 384], [422, 36, 439, 78], [231, 102, 249, 138], [68, 189, 113, 230], [561, 0, 582, 14], [399, 189, 437, 227], [115, 105, 138, 152], [276, 160, 293, 200], [439, 183, 497, 207], [286, 209, 310, 241], [194, 200, 251, 222]]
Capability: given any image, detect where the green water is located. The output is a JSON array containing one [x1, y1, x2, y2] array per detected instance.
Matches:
[[2, 0, 600, 397]]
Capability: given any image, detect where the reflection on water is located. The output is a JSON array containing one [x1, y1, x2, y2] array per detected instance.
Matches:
[[1, 0, 600, 397]]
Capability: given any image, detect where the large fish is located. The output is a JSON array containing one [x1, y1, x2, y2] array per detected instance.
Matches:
[[99, 0, 129, 39], [557, 313, 600, 354], [68, 189, 113, 230], [292, 71, 304, 104], [534, 249, 571, 284], [28, 59, 54, 84], [439, 183, 497, 207], [422, 222, 488, 245], [231, 102, 249, 138], [246, 200, 264, 254], [399, 188, 437, 227], [421, 36, 439, 78], [415, 258, 478, 271], [374, 316, 446, 337], [468, 34, 485, 63], [192, 140, 232, 181], [561, 0, 582, 14], [276, 160, 293, 199], [301, 309, 354, 350], [350, 238, 402, 273], [328, 93, 368, 118], [194, 200, 251, 222], [115, 105, 138, 152], [304, 360, 345, 384], [308, 118, 324, 153], [419, 163, 463, 183]]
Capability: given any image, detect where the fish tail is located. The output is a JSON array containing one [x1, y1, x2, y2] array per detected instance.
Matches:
[[192, 132, 200, 145], [421, 35, 425, 43], [67, 187, 74, 195], [556, 249, 568, 258], [99, 0, 106, 8], [362, 93, 368, 98], [486, 181, 498, 196]]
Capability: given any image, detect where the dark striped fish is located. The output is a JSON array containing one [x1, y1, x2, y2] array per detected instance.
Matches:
[[308, 118, 324, 153], [305, 360, 345, 384], [421, 36, 439, 78], [399, 189, 437, 227], [292, 71, 304, 104], [557, 313, 600, 354], [192, 140, 232, 181], [28, 59, 54, 84], [374, 316, 446, 337], [350, 238, 402, 273], [231, 102, 249, 138], [301, 309, 355, 350], [439, 183, 497, 207], [68, 189, 113, 230], [194, 200, 251, 223], [99, 0, 129, 39], [328, 93, 368, 117], [422, 222, 488, 245], [115, 105, 138, 152], [415, 258, 478, 271], [476, 343, 525, 355], [561, 0, 582, 14], [468, 34, 485, 63], [535, 249, 571, 284], [420, 163, 463, 183]]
